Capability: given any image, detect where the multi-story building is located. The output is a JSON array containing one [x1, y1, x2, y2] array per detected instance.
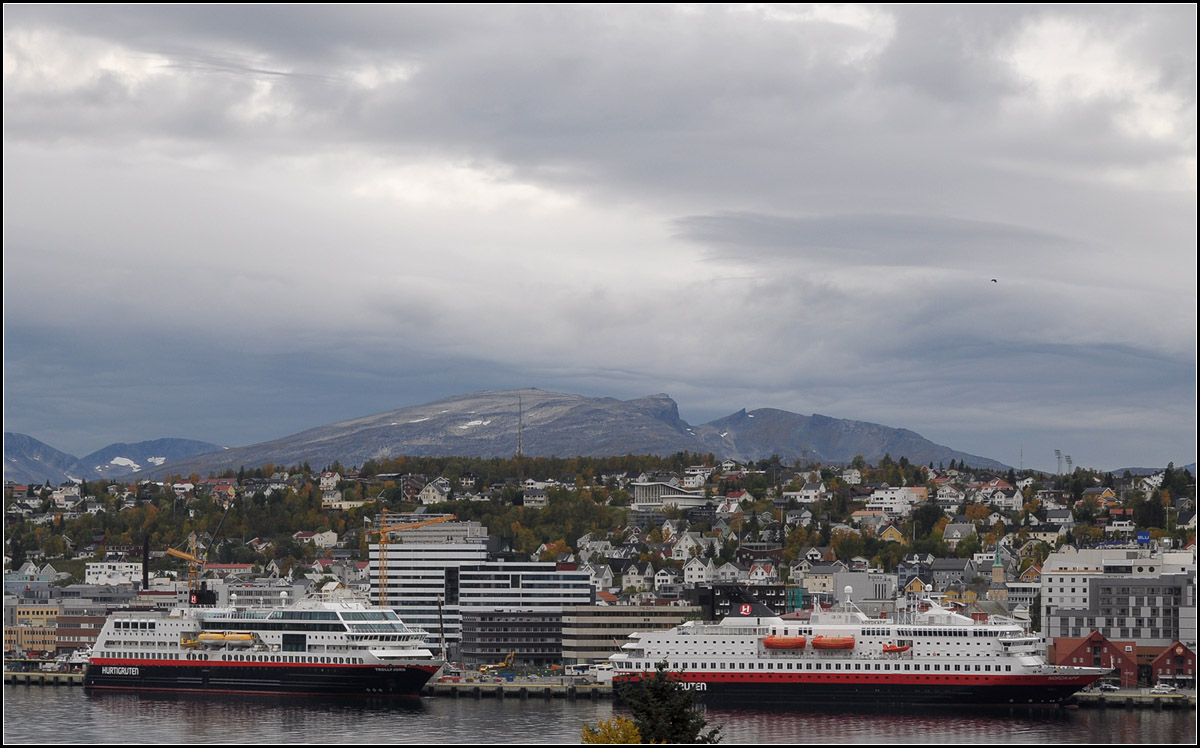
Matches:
[[455, 561, 592, 666], [213, 579, 310, 608], [4, 601, 60, 655], [369, 521, 592, 659], [685, 582, 793, 618], [864, 486, 918, 517], [458, 560, 592, 611], [560, 604, 702, 665], [55, 599, 110, 654], [369, 523, 492, 652], [1042, 547, 1196, 651], [460, 610, 564, 668], [833, 571, 897, 603], [85, 561, 143, 586]]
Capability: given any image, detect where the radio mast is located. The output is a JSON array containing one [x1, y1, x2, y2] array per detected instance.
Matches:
[[516, 394, 523, 459]]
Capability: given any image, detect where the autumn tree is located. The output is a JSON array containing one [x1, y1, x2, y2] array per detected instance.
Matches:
[[964, 503, 990, 524], [581, 716, 641, 744], [539, 539, 572, 561], [910, 503, 945, 540]]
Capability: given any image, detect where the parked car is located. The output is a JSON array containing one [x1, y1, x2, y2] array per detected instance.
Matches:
[[1099, 683, 1120, 692], [1149, 684, 1177, 694]]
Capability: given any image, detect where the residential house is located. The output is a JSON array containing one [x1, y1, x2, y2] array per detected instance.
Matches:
[[654, 567, 681, 592], [294, 530, 338, 549], [850, 510, 890, 533], [748, 562, 779, 585], [683, 557, 716, 586], [935, 483, 966, 509], [803, 562, 847, 595], [942, 523, 977, 550], [715, 561, 748, 584], [930, 558, 978, 589], [865, 485, 919, 517], [417, 478, 452, 505], [617, 561, 654, 592], [670, 532, 716, 561], [878, 524, 906, 544], [579, 562, 614, 592], [522, 488, 548, 509]]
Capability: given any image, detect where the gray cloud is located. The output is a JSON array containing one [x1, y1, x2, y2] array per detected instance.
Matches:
[[673, 211, 1078, 266], [3, 4, 1194, 472]]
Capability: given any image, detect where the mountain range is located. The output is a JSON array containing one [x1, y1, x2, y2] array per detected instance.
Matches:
[[3, 434, 225, 486], [5, 389, 1011, 483]]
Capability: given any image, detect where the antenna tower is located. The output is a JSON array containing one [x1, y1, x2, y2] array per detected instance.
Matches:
[[516, 394, 523, 459]]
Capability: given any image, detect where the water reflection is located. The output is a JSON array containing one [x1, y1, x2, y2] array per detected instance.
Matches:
[[4, 686, 1193, 745]]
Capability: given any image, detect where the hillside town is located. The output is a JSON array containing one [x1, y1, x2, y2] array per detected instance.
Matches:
[[4, 454, 1196, 690]]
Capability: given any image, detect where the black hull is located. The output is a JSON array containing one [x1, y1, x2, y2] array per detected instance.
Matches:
[[84, 661, 438, 696], [614, 673, 1098, 707]]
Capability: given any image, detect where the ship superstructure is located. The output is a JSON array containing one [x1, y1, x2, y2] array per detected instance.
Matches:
[[84, 588, 440, 695], [610, 588, 1106, 706]]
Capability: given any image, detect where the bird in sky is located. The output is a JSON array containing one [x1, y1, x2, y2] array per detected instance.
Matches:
[[990, 279, 997, 283]]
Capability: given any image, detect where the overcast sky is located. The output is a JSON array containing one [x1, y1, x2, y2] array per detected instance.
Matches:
[[4, 4, 1195, 473]]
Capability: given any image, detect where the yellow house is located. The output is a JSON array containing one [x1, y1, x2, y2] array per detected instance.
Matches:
[[904, 576, 929, 595], [879, 525, 906, 544], [942, 588, 979, 606]]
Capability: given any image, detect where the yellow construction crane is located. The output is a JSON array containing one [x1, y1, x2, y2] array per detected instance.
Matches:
[[369, 510, 454, 607], [166, 533, 206, 601], [165, 503, 231, 605]]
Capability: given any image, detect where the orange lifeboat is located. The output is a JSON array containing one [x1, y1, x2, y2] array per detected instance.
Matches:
[[811, 636, 855, 650], [763, 636, 807, 650], [883, 643, 910, 654]]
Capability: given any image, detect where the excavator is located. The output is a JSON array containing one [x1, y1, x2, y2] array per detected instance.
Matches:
[[478, 651, 516, 674]]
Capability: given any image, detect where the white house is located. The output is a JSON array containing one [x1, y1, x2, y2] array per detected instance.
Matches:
[[683, 557, 716, 585], [865, 486, 919, 517], [654, 567, 682, 591], [748, 562, 779, 585]]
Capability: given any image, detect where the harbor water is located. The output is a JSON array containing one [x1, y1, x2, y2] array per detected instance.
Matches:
[[3, 685, 1195, 744]]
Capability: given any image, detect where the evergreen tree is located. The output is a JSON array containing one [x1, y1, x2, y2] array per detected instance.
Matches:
[[617, 661, 721, 744]]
